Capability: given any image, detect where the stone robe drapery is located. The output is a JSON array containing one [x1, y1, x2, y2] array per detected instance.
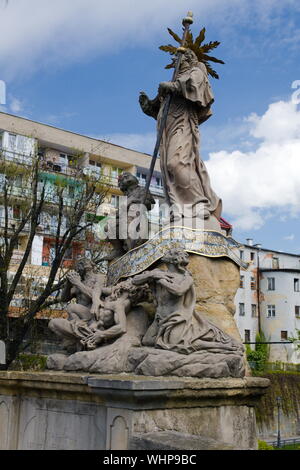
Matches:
[[154, 273, 242, 355], [158, 63, 222, 219]]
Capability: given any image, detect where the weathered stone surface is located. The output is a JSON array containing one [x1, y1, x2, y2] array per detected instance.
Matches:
[[46, 353, 68, 371], [0, 340, 5, 365], [51, 308, 149, 374], [130, 431, 235, 450], [188, 255, 242, 343], [0, 371, 270, 450], [133, 406, 257, 450], [127, 347, 245, 379]]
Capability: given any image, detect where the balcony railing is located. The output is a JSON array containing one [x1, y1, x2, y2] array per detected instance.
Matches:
[[137, 178, 164, 196], [0, 148, 33, 165]]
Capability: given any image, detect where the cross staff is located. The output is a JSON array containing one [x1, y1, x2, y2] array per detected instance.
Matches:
[[142, 11, 194, 204]]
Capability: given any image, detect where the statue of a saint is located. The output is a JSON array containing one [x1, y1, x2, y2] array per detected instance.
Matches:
[[103, 172, 155, 259], [133, 248, 242, 356], [139, 49, 222, 222]]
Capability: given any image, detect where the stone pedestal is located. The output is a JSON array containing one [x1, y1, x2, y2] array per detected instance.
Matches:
[[188, 255, 242, 342], [0, 371, 269, 450]]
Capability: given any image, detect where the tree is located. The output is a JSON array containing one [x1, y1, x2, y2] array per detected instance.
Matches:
[[0, 148, 108, 368], [289, 329, 300, 351]]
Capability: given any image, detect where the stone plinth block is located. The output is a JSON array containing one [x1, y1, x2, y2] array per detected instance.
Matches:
[[188, 255, 242, 343], [0, 371, 269, 450]]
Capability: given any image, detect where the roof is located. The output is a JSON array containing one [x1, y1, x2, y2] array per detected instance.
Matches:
[[219, 217, 232, 230], [260, 268, 300, 274], [0, 111, 152, 158], [243, 244, 300, 258]]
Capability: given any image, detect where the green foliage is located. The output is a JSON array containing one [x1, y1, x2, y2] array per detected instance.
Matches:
[[159, 25, 224, 79], [247, 331, 270, 372], [12, 353, 47, 371], [255, 372, 300, 428], [258, 440, 274, 450], [278, 443, 300, 450], [288, 329, 300, 350]]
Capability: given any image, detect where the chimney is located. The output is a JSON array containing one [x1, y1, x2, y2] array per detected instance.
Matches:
[[246, 238, 253, 246]]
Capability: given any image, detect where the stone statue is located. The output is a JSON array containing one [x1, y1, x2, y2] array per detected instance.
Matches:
[[132, 248, 242, 355], [48, 258, 111, 352], [139, 49, 222, 222], [47, 251, 244, 378], [48, 274, 151, 355], [103, 172, 155, 259]]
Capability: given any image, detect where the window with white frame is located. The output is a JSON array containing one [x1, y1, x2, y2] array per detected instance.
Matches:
[[111, 167, 123, 179], [281, 331, 288, 341], [239, 303, 245, 316], [244, 330, 251, 343], [295, 306, 300, 317], [268, 277, 275, 291], [267, 305, 276, 318], [251, 276, 256, 290], [251, 304, 257, 317], [240, 275, 244, 288], [294, 278, 300, 292]]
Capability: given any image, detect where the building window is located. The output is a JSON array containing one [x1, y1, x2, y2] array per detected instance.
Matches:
[[8, 133, 17, 150], [272, 257, 279, 269], [251, 304, 257, 317], [240, 276, 244, 288], [111, 167, 123, 179], [111, 195, 119, 208], [239, 303, 245, 316], [155, 177, 162, 187], [294, 278, 300, 292], [295, 306, 300, 317], [68, 186, 75, 199], [250, 276, 256, 290], [244, 330, 251, 343], [13, 205, 21, 219], [250, 252, 255, 261], [267, 305, 276, 318], [267, 277, 275, 291], [239, 250, 244, 260], [281, 331, 288, 341], [89, 160, 101, 169]]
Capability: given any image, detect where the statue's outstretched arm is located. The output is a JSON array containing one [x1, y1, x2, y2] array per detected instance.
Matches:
[[158, 275, 193, 296], [139, 92, 160, 120]]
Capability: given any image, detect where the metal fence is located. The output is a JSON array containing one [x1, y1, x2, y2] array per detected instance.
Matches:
[[268, 438, 300, 449]]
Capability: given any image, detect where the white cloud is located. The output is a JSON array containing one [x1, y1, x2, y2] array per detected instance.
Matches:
[[105, 132, 155, 155], [0, 0, 299, 78], [9, 96, 23, 113], [206, 99, 300, 230], [284, 234, 295, 241]]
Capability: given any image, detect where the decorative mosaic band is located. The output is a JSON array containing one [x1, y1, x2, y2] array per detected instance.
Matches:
[[107, 226, 248, 286]]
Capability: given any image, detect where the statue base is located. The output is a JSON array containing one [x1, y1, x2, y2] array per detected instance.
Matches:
[[0, 371, 269, 450]]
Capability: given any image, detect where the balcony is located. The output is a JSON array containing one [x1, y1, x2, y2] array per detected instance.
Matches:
[[0, 148, 33, 166], [137, 177, 164, 196], [0, 216, 30, 233]]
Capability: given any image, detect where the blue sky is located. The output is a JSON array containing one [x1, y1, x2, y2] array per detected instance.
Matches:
[[0, 0, 300, 253]]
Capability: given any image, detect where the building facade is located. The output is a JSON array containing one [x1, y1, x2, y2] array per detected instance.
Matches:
[[234, 240, 300, 363]]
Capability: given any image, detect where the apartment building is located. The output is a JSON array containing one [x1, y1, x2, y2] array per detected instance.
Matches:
[[0, 112, 163, 269], [235, 239, 300, 363]]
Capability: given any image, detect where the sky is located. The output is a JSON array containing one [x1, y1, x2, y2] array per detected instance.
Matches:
[[0, 0, 300, 253]]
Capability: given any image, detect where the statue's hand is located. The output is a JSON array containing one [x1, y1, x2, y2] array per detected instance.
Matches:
[[139, 91, 151, 112], [67, 271, 81, 286], [85, 331, 105, 350], [158, 81, 175, 96]]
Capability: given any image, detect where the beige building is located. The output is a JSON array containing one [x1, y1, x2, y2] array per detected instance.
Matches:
[[0, 111, 162, 266]]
